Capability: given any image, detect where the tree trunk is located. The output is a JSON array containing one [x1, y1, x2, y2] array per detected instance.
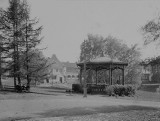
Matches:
[[0, 77, 2, 89], [26, 19, 30, 87], [83, 62, 87, 98], [16, 22, 21, 86], [13, 23, 17, 89], [0, 47, 3, 89], [27, 77, 31, 91], [18, 76, 21, 85], [14, 77, 16, 88]]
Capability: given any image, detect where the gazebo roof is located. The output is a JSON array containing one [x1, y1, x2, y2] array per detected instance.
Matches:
[[77, 56, 128, 66]]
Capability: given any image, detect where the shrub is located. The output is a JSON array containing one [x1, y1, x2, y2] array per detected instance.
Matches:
[[105, 85, 135, 96], [151, 72, 160, 83], [105, 85, 115, 96], [72, 84, 97, 94], [72, 84, 83, 93]]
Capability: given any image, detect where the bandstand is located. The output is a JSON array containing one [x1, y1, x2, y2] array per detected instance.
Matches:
[[77, 57, 128, 93]]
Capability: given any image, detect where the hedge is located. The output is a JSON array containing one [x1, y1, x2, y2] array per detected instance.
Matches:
[[72, 84, 95, 94], [105, 85, 135, 96], [72, 84, 83, 93], [72, 84, 136, 96]]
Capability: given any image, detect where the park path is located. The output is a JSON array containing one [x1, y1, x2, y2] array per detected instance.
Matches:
[[0, 94, 160, 120]]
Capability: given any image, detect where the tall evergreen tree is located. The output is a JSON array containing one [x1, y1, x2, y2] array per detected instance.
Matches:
[[19, 1, 43, 87], [0, 0, 43, 89], [0, 0, 27, 87]]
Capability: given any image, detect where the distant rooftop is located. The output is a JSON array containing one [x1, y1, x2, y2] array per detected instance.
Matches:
[[62, 62, 77, 68], [62, 62, 79, 73]]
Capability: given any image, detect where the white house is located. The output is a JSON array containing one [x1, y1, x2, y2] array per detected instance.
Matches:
[[62, 62, 79, 85], [43, 54, 79, 85]]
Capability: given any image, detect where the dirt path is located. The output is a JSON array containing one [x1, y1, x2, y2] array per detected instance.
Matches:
[[0, 94, 160, 121]]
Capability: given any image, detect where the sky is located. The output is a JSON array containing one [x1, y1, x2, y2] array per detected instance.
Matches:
[[1, 0, 160, 62]]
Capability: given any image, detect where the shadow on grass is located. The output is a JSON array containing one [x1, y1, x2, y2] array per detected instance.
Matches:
[[36, 105, 160, 118], [38, 86, 68, 90], [46, 90, 66, 93], [0, 116, 32, 121], [0, 89, 16, 94], [0, 89, 60, 96], [29, 91, 59, 96]]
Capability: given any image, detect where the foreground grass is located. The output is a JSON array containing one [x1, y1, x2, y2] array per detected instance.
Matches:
[[0, 87, 160, 121], [13, 106, 160, 121], [18, 111, 160, 121], [1, 87, 160, 102]]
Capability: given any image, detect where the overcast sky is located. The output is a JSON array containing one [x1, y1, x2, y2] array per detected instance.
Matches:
[[1, 0, 160, 62]]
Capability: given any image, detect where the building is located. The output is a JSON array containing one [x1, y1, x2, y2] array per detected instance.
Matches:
[[141, 57, 160, 83], [141, 63, 152, 82], [62, 62, 79, 84], [43, 54, 79, 85]]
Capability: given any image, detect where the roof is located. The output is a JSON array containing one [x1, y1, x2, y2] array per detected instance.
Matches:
[[77, 56, 128, 66], [48, 54, 64, 69], [140, 56, 160, 66], [62, 62, 77, 68], [62, 62, 79, 73], [48, 55, 79, 73]]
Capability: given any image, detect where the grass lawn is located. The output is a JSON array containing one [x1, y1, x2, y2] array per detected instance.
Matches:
[[18, 109, 160, 121], [0, 85, 160, 121]]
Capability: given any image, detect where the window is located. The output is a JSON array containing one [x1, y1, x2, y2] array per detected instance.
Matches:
[[52, 75, 57, 79], [72, 75, 75, 78], [68, 75, 71, 78], [141, 74, 149, 81], [60, 77, 63, 83], [46, 78, 49, 83]]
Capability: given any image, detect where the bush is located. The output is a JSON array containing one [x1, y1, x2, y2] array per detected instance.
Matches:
[[105, 85, 135, 96], [72, 84, 94, 94], [151, 72, 160, 83], [72, 84, 83, 93]]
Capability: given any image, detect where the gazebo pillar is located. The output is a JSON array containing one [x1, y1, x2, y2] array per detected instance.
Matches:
[[122, 67, 125, 85], [83, 62, 87, 97], [111, 69, 113, 85], [95, 69, 98, 85], [109, 65, 112, 85], [79, 68, 82, 84]]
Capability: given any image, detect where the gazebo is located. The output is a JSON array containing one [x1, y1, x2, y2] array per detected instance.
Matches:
[[77, 56, 128, 93]]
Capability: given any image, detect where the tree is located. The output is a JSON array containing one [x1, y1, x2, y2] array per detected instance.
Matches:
[[79, 34, 142, 85], [0, 35, 5, 89], [0, 34, 9, 89], [19, 1, 43, 87], [20, 49, 50, 87], [142, 18, 160, 45], [0, 0, 43, 89], [0, 0, 28, 87]]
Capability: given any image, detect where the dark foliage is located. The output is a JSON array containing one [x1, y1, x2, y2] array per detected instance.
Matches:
[[72, 84, 83, 93], [151, 72, 160, 83], [105, 85, 135, 96], [72, 84, 94, 94]]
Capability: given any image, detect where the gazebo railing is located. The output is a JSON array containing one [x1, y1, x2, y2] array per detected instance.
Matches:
[[87, 83, 109, 94]]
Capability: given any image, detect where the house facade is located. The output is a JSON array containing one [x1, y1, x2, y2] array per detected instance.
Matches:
[[141, 64, 152, 82], [141, 57, 160, 83], [43, 54, 79, 85], [62, 62, 79, 85]]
